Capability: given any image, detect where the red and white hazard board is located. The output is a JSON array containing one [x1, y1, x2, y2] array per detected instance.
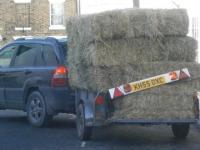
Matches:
[[109, 68, 190, 100]]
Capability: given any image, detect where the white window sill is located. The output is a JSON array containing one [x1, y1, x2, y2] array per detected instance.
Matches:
[[49, 26, 66, 30], [13, 36, 34, 40], [14, 0, 31, 3], [0, 35, 2, 41], [15, 27, 32, 31], [48, 0, 65, 3]]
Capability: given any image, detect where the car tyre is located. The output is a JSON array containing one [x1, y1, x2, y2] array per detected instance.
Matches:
[[172, 124, 190, 139], [76, 103, 92, 141], [26, 91, 52, 127]]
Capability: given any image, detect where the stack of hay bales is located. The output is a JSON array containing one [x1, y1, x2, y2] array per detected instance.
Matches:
[[67, 9, 199, 120]]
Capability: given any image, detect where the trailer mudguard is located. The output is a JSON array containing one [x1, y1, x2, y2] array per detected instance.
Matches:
[[75, 89, 96, 126]]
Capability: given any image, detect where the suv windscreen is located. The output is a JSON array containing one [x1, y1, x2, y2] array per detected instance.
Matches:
[[13, 44, 41, 67]]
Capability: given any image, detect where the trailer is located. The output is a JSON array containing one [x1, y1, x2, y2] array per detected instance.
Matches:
[[75, 68, 199, 140]]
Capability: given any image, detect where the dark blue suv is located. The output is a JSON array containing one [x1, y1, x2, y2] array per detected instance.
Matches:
[[0, 38, 75, 127]]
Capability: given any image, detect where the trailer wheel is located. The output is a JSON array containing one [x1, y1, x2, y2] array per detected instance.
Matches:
[[76, 103, 92, 141], [171, 124, 190, 139]]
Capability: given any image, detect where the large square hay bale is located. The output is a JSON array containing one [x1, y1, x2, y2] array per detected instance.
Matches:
[[67, 9, 189, 44], [67, 36, 197, 67], [69, 62, 200, 92]]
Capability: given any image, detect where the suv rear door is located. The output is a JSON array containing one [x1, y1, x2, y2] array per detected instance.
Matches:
[[4, 43, 42, 109]]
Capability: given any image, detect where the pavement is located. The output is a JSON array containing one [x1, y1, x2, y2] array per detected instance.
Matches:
[[1, 110, 200, 150]]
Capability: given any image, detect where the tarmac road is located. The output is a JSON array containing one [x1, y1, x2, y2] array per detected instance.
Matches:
[[1, 110, 200, 150]]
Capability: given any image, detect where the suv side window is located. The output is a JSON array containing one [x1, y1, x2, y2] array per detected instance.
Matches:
[[43, 45, 58, 66], [13, 44, 41, 67], [35, 46, 45, 67], [0, 45, 18, 68]]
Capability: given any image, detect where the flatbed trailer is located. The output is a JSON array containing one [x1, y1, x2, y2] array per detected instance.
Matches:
[[75, 68, 199, 140]]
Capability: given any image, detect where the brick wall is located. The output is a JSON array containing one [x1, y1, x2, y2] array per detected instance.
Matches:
[[0, 0, 77, 46]]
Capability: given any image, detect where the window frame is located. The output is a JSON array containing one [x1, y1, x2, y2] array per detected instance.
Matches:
[[49, 0, 66, 30]]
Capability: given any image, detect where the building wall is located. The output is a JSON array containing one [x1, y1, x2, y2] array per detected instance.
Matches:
[[0, 0, 77, 47]]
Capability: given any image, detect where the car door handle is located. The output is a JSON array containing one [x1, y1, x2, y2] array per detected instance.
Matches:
[[24, 70, 32, 75]]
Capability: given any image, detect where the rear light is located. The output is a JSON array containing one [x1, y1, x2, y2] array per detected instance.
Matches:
[[95, 95, 106, 120], [51, 66, 68, 87], [95, 95, 105, 105]]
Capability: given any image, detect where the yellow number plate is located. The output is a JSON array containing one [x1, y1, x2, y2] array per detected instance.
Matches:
[[131, 77, 166, 92]]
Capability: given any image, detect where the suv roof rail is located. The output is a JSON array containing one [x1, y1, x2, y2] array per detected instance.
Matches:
[[13, 37, 67, 44], [45, 37, 60, 45], [15, 38, 26, 41]]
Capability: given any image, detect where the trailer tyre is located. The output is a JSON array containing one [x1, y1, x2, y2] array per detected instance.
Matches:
[[76, 103, 92, 141], [172, 124, 190, 139]]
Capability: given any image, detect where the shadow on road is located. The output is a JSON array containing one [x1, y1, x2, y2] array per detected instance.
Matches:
[[0, 116, 27, 123], [48, 115, 76, 129], [89, 125, 199, 148], [0, 110, 76, 129]]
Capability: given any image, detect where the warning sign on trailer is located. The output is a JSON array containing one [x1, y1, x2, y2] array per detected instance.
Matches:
[[109, 68, 190, 100]]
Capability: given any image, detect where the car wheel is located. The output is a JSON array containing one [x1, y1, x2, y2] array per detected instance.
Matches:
[[76, 103, 92, 141], [27, 91, 52, 127], [172, 124, 190, 139]]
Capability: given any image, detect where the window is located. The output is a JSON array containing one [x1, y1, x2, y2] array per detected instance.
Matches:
[[14, 0, 31, 3], [35, 48, 45, 67], [0, 45, 18, 67], [49, 0, 65, 30], [43, 45, 58, 66], [15, 3, 31, 29], [13, 44, 41, 67]]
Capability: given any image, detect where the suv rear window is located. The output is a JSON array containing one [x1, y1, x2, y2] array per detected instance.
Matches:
[[43, 45, 58, 66]]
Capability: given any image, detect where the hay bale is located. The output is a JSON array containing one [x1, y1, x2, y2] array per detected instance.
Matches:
[[69, 62, 200, 92], [68, 36, 197, 66], [66, 9, 189, 44], [111, 91, 195, 120]]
